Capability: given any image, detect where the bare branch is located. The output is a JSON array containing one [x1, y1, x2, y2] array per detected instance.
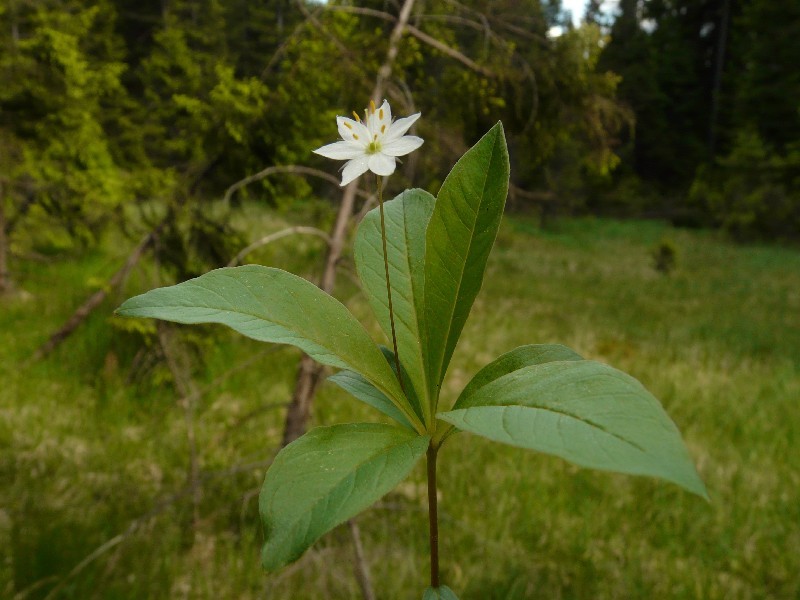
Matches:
[[293, 0, 352, 63], [222, 165, 369, 205], [322, 4, 494, 78], [349, 519, 376, 600], [262, 6, 320, 77], [157, 324, 202, 529], [29, 227, 160, 362], [321, 5, 395, 23], [405, 24, 495, 77], [227, 226, 332, 267], [38, 531, 133, 600]]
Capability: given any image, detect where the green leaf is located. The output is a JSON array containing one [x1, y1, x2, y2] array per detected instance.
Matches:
[[424, 123, 510, 400], [327, 370, 414, 430], [423, 585, 460, 600], [438, 360, 708, 498], [260, 423, 430, 571], [117, 265, 416, 426], [453, 344, 584, 411], [355, 188, 435, 422]]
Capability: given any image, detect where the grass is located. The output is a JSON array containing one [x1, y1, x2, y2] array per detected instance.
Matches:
[[1, 214, 799, 599]]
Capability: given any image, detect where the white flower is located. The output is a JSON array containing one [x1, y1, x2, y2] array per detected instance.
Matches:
[[313, 100, 424, 186]]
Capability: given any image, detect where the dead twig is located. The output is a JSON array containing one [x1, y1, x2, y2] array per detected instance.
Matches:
[[157, 323, 202, 529], [28, 226, 162, 362], [405, 24, 495, 77], [222, 164, 369, 206], [227, 226, 331, 267], [349, 518, 376, 600], [37, 531, 133, 600], [323, 4, 494, 79]]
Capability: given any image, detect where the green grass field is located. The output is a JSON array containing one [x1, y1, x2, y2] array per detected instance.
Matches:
[[2, 215, 799, 599]]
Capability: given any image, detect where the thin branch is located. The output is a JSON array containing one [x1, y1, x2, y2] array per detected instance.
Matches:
[[293, 0, 352, 63], [263, 4, 324, 76], [222, 165, 369, 206], [417, 12, 498, 45], [29, 226, 161, 362], [323, 4, 494, 78], [514, 54, 540, 133], [227, 226, 332, 267], [38, 531, 134, 600], [321, 5, 396, 23], [349, 519, 376, 600], [405, 24, 495, 77], [157, 324, 202, 528]]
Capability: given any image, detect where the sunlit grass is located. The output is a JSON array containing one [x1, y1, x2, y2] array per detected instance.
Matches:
[[2, 216, 798, 599]]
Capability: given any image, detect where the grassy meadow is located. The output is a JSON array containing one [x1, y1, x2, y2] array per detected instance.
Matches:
[[2, 212, 799, 599]]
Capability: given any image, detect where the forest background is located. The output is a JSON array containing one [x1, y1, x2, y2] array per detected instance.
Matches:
[[1, 0, 799, 598]]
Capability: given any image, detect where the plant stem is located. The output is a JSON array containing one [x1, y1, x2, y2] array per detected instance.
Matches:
[[427, 443, 440, 588], [376, 175, 407, 398]]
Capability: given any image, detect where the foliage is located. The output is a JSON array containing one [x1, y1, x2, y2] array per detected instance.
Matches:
[[689, 130, 800, 240], [0, 1, 128, 246], [118, 124, 705, 596], [651, 238, 678, 275], [599, 0, 800, 237]]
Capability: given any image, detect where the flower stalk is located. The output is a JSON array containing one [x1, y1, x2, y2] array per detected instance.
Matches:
[[376, 174, 407, 400], [427, 443, 440, 588]]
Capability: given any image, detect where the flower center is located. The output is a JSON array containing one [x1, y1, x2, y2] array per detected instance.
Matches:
[[367, 139, 382, 154]]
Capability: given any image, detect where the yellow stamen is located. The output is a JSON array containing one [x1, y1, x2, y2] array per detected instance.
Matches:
[[344, 121, 352, 129], [353, 134, 359, 140], [374, 134, 378, 141], [379, 108, 384, 119], [381, 124, 386, 133], [370, 100, 376, 114], [353, 111, 361, 122]]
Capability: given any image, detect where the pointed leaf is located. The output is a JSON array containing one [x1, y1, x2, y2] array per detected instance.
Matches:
[[260, 424, 430, 571], [117, 266, 415, 424], [423, 586, 460, 600], [438, 360, 707, 498], [355, 188, 435, 421], [424, 123, 510, 399], [327, 370, 414, 429], [453, 344, 584, 411]]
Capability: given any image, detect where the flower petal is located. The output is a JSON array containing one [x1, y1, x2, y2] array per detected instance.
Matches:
[[337, 116, 370, 145], [341, 156, 370, 186], [383, 113, 421, 142], [368, 153, 397, 177], [314, 141, 364, 160], [381, 135, 424, 157], [377, 100, 392, 124], [374, 100, 392, 137], [365, 100, 389, 137]]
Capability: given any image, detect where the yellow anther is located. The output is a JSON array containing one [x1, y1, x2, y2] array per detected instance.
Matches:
[[353, 111, 361, 122], [344, 121, 352, 129], [379, 108, 384, 119], [370, 100, 376, 113], [374, 133, 378, 140], [381, 124, 386, 133], [353, 134, 359, 140]]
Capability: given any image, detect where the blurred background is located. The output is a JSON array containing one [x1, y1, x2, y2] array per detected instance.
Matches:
[[1, 1, 798, 598]]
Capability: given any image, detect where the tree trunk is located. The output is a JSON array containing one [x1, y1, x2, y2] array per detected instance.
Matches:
[[708, 0, 731, 155]]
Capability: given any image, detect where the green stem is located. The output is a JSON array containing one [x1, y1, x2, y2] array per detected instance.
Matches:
[[376, 175, 407, 399], [427, 443, 440, 588]]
